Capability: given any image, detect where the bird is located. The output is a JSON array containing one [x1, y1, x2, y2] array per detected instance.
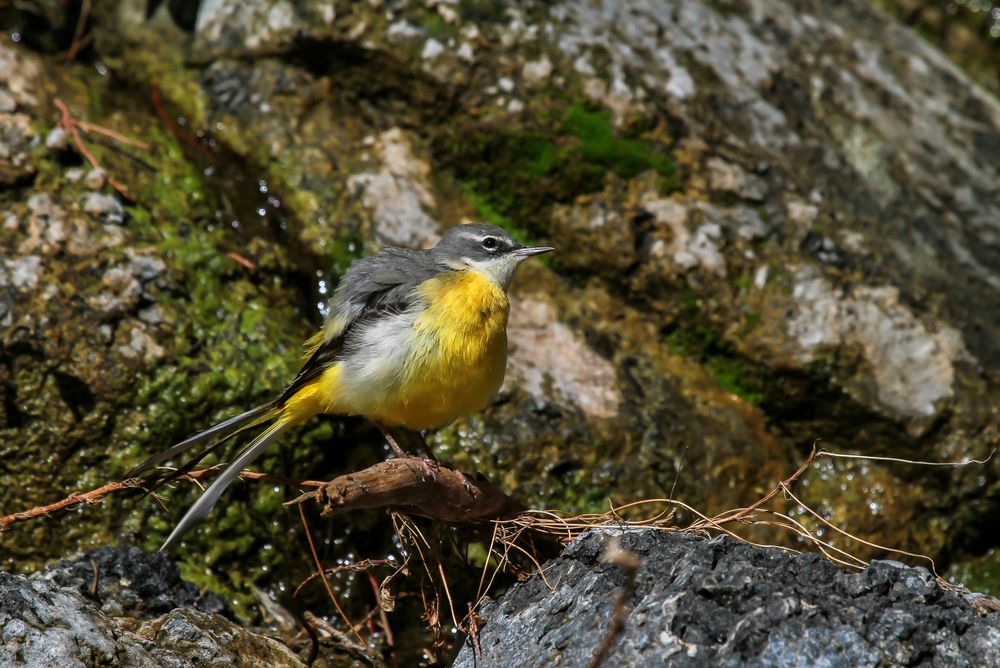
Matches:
[[125, 223, 554, 552]]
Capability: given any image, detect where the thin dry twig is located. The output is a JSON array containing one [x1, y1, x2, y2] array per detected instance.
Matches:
[[816, 448, 996, 467], [54, 98, 141, 201], [368, 571, 395, 648], [480, 442, 993, 600], [0, 468, 323, 531], [65, 0, 91, 62], [77, 120, 151, 150], [301, 610, 370, 658], [297, 504, 367, 649], [466, 602, 484, 660], [438, 562, 460, 631], [780, 482, 943, 577], [2, 481, 127, 531], [292, 558, 394, 598], [226, 252, 258, 271]]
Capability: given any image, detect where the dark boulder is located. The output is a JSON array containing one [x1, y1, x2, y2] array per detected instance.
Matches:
[[454, 530, 1000, 667], [0, 547, 302, 668]]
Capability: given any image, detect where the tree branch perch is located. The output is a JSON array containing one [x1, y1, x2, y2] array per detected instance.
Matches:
[[289, 458, 526, 522]]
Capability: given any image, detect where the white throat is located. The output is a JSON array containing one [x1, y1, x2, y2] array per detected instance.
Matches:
[[463, 255, 524, 291]]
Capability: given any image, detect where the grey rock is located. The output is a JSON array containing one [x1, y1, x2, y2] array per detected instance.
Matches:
[[40, 546, 228, 620], [82, 191, 125, 225], [454, 531, 1000, 668], [82, 168, 106, 190], [0, 547, 303, 668], [44, 127, 67, 150], [0, 112, 36, 185]]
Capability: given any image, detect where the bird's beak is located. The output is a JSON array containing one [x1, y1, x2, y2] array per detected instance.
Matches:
[[516, 246, 555, 257]]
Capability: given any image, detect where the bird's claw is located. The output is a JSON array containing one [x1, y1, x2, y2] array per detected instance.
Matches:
[[401, 453, 438, 482], [456, 470, 476, 494]]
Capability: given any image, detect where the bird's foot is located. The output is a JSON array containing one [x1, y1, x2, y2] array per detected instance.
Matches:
[[455, 469, 476, 494], [400, 453, 439, 482]]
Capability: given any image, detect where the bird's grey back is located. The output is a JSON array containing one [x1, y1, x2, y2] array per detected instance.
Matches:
[[328, 247, 444, 325]]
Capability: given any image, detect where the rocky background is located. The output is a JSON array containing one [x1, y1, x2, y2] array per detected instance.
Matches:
[[2, 0, 1000, 664]]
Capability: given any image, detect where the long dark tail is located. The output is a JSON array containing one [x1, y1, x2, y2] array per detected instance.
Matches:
[[158, 415, 294, 552], [123, 401, 279, 479]]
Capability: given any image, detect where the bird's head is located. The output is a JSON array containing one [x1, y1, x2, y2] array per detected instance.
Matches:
[[432, 223, 553, 290]]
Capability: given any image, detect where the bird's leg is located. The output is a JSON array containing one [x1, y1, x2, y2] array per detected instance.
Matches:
[[375, 423, 438, 481], [414, 431, 436, 461], [414, 431, 475, 492], [375, 423, 408, 459]]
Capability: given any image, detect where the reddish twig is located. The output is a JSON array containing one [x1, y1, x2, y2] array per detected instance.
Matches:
[[297, 503, 367, 649], [467, 602, 483, 660], [226, 252, 257, 271], [77, 120, 151, 150], [54, 97, 138, 202], [0, 468, 323, 531], [151, 78, 214, 158], [293, 558, 394, 598], [65, 0, 91, 62], [2, 480, 129, 531]]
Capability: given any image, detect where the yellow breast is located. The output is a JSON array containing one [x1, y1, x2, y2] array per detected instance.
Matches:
[[377, 269, 510, 430]]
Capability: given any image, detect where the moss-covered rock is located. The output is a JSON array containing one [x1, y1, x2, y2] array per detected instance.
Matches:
[[4, 0, 1000, 662]]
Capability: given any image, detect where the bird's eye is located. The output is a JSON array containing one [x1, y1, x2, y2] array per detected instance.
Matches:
[[481, 236, 499, 251]]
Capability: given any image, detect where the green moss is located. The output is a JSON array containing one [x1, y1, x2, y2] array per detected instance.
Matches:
[[514, 134, 560, 177], [732, 272, 753, 291], [561, 105, 677, 184], [875, 0, 1000, 97], [664, 325, 765, 405], [421, 11, 455, 42], [458, 0, 508, 23], [444, 100, 679, 248], [133, 126, 218, 223], [549, 469, 610, 516], [946, 548, 1000, 596], [463, 185, 534, 245], [706, 358, 765, 405], [740, 311, 762, 337]]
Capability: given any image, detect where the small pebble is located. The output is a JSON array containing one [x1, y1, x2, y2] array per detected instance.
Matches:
[[83, 169, 106, 190], [46, 127, 68, 150]]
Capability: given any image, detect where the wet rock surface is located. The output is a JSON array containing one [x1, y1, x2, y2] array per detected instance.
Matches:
[[2, 0, 1000, 661], [40, 546, 228, 619], [0, 547, 303, 668], [454, 530, 1000, 668]]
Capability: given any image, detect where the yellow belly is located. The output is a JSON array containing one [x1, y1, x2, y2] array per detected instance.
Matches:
[[369, 269, 509, 430]]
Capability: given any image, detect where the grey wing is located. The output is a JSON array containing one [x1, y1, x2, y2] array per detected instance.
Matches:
[[277, 248, 440, 406], [329, 248, 440, 323]]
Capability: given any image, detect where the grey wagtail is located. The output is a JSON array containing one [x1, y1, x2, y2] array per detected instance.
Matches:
[[125, 223, 553, 552]]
